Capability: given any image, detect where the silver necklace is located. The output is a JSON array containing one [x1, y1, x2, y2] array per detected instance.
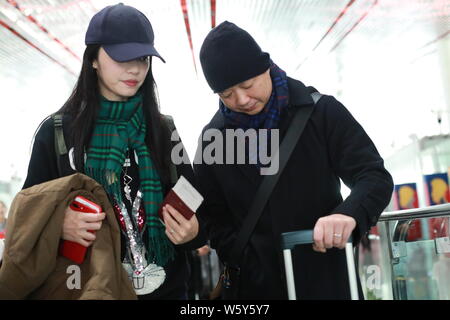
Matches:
[[122, 149, 133, 205], [115, 194, 166, 295], [118, 149, 166, 295]]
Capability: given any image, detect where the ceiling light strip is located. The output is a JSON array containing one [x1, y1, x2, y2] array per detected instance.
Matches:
[[180, 0, 197, 74], [0, 19, 77, 76], [295, 0, 356, 71], [6, 0, 81, 62], [211, 0, 216, 28], [330, 0, 379, 53], [418, 30, 450, 50], [410, 30, 450, 64]]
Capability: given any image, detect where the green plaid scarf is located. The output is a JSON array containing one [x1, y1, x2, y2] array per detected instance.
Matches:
[[85, 93, 174, 266]]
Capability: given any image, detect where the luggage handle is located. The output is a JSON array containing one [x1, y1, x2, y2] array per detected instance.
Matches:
[[280, 230, 359, 300], [281, 230, 352, 248]]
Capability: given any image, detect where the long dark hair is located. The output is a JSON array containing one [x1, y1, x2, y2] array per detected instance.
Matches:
[[58, 44, 172, 188]]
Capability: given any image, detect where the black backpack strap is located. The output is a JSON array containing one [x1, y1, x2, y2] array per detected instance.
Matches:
[[51, 113, 68, 176], [162, 115, 180, 186], [228, 92, 322, 268]]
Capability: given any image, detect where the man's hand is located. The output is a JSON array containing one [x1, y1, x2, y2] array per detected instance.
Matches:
[[312, 214, 356, 253], [196, 245, 211, 256]]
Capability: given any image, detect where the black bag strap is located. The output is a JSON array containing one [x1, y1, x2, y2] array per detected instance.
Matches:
[[228, 92, 322, 268], [51, 113, 68, 176]]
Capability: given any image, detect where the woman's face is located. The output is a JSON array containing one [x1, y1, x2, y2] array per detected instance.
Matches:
[[93, 47, 150, 101]]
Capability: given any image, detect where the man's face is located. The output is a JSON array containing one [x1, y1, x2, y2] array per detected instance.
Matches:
[[218, 69, 272, 115]]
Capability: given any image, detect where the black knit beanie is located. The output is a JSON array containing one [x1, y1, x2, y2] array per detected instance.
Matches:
[[200, 21, 271, 93]]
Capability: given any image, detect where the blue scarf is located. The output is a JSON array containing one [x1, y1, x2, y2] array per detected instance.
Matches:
[[219, 61, 289, 130], [219, 61, 289, 168]]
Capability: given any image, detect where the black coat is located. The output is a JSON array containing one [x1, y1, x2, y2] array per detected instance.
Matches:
[[193, 78, 393, 299], [23, 114, 206, 300]]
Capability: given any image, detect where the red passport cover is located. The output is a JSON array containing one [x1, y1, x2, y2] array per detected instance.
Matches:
[[158, 189, 195, 222], [59, 196, 101, 264]]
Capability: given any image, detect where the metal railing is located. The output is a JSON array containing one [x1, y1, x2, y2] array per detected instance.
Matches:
[[379, 203, 450, 222], [363, 203, 450, 300]]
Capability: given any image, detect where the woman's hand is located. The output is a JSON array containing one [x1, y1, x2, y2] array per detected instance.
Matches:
[[312, 214, 356, 253], [62, 205, 106, 247], [162, 204, 199, 245]]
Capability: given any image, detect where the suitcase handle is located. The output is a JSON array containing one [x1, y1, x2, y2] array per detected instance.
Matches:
[[281, 230, 353, 249], [280, 229, 358, 300]]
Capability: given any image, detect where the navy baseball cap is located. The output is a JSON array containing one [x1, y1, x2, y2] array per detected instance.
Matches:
[[85, 3, 165, 63]]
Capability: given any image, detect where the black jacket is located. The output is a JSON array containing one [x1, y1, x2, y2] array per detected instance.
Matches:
[[23, 114, 206, 300], [193, 78, 393, 299]]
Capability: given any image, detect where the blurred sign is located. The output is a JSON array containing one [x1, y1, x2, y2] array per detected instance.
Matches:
[[394, 183, 419, 209], [424, 173, 450, 239], [424, 173, 450, 205], [394, 183, 421, 241]]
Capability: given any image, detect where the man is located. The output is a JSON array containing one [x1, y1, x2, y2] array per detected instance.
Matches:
[[193, 21, 393, 299]]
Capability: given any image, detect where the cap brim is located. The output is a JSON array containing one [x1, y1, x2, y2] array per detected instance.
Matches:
[[103, 42, 166, 63]]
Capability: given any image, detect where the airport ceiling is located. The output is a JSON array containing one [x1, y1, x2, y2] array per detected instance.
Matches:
[[0, 0, 448, 91]]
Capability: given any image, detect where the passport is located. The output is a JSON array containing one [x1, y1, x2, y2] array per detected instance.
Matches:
[[158, 175, 204, 223]]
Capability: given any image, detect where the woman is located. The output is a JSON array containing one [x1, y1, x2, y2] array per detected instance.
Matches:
[[23, 3, 205, 299]]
